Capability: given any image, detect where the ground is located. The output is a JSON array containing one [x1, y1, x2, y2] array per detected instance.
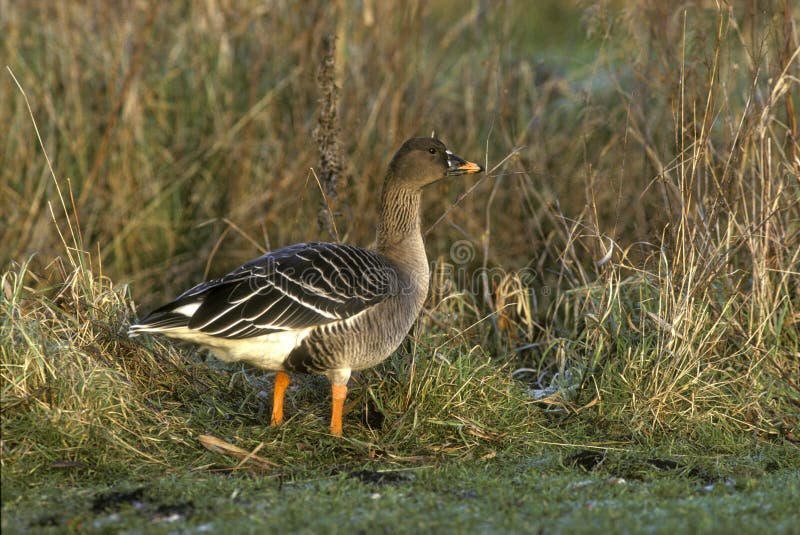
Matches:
[[3, 446, 798, 533]]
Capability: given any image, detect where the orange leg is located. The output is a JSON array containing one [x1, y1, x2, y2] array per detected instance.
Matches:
[[271, 371, 290, 426], [330, 384, 348, 437]]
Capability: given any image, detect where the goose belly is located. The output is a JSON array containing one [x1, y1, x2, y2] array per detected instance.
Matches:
[[159, 327, 311, 370]]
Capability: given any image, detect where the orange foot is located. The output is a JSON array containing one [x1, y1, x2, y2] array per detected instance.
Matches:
[[270, 371, 290, 426], [330, 384, 348, 437]]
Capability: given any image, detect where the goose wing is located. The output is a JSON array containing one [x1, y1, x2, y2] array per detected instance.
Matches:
[[132, 242, 402, 339]]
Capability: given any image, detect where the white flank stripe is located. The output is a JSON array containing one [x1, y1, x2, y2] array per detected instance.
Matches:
[[173, 303, 201, 317]]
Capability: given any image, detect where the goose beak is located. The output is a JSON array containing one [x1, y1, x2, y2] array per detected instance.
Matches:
[[446, 150, 484, 176]]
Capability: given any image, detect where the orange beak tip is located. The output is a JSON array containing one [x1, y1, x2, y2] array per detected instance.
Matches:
[[459, 161, 484, 174]]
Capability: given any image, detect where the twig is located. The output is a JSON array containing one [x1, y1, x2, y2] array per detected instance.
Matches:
[[313, 33, 345, 242]]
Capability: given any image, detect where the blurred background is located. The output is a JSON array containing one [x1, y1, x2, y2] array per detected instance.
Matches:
[[1, 0, 797, 313]]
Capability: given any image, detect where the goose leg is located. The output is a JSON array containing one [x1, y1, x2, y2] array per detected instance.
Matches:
[[330, 384, 348, 437], [271, 371, 290, 426]]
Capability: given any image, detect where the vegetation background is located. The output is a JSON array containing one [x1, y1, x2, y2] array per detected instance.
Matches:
[[2, 0, 798, 532]]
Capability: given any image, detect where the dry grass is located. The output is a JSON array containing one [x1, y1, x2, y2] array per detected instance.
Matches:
[[1, 0, 799, 481]]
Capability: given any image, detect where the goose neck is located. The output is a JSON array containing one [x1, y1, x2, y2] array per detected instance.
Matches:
[[376, 185, 426, 265]]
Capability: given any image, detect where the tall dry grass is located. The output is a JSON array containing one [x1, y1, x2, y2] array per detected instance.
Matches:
[[8, 1, 779, 297], [494, 2, 799, 442]]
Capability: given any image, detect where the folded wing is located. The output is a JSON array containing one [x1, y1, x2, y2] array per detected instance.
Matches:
[[130, 242, 402, 339]]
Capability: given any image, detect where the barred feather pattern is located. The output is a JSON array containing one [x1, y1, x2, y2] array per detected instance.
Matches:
[[128, 242, 404, 340], [284, 294, 418, 374]]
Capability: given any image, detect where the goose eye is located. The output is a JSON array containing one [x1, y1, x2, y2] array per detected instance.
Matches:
[[428, 148, 437, 154]]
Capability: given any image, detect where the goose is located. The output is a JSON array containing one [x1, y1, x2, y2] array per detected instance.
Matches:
[[128, 137, 483, 436]]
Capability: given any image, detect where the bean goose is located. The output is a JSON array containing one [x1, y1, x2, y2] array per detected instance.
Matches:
[[128, 137, 483, 436]]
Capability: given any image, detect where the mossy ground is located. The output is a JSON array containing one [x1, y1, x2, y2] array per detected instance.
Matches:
[[3, 440, 798, 533]]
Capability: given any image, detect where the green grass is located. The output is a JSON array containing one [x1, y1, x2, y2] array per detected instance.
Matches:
[[2, 0, 799, 532], [3, 450, 799, 533]]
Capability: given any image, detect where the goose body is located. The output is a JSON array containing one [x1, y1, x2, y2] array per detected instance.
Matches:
[[129, 137, 483, 436]]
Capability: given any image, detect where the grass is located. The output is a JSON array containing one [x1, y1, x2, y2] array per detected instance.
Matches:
[[2, 0, 799, 532], [3, 454, 799, 533]]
